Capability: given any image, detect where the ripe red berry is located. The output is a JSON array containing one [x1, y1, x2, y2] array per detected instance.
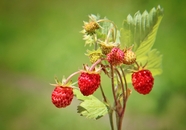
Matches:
[[106, 47, 124, 66], [51, 86, 73, 108], [78, 72, 101, 96], [132, 69, 154, 95]]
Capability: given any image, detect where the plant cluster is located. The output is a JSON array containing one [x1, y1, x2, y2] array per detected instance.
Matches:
[[50, 5, 163, 130]]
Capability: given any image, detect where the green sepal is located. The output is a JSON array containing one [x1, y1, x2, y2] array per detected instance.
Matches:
[[89, 14, 100, 21], [83, 35, 94, 46]]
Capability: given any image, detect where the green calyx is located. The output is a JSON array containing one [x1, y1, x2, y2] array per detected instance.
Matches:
[[86, 49, 103, 63], [99, 42, 118, 55]]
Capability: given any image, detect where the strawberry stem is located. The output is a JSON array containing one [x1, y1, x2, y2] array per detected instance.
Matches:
[[110, 64, 118, 108], [64, 70, 81, 85], [93, 33, 98, 50], [120, 67, 128, 99], [99, 84, 108, 104], [114, 68, 125, 130], [89, 58, 102, 71], [135, 61, 140, 70], [105, 27, 112, 43], [108, 109, 114, 130]]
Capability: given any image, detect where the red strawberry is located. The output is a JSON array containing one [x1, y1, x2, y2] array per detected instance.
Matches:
[[51, 86, 73, 108], [106, 47, 124, 66], [132, 69, 154, 95], [78, 72, 101, 96]]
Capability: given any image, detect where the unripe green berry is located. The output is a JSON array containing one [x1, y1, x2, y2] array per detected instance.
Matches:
[[123, 50, 136, 65], [83, 21, 99, 35], [100, 42, 117, 55], [86, 49, 102, 63]]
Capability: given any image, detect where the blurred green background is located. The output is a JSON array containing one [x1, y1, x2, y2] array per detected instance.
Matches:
[[0, 0, 186, 130]]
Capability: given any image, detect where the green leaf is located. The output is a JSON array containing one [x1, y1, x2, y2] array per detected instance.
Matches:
[[120, 5, 163, 52], [120, 6, 163, 83], [120, 22, 133, 48], [135, 8, 163, 62], [146, 49, 163, 76], [101, 17, 113, 35], [89, 14, 100, 21], [83, 35, 94, 46], [73, 89, 108, 119], [77, 98, 108, 119], [73, 89, 92, 101]]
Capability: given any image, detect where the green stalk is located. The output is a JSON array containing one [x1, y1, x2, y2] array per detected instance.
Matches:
[[64, 70, 81, 84], [89, 58, 102, 71], [100, 84, 115, 130], [120, 67, 129, 123], [108, 109, 115, 130], [94, 33, 98, 50], [114, 68, 125, 130], [110, 65, 117, 108], [99, 84, 107, 103], [110, 65, 119, 130], [120, 67, 129, 99]]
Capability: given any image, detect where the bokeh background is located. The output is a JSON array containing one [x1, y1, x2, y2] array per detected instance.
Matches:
[[0, 0, 186, 130]]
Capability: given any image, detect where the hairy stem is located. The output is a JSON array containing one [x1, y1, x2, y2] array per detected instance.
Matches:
[[94, 33, 98, 50], [117, 116, 124, 130], [111, 65, 124, 130], [89, 58, 102, 71], [114, 68, 125, 110], [120, 67, 129, 99], [108, 109, 115, 130], [114, 68, 125, 130], [105, 28, 111, 43], [120, 67, 129, 125], [110, 65, 117, 108], [99, 84, 108, 103], [100, 84, 114, 130], [64, 70, 81, 84], [135, 61, 140, 70]]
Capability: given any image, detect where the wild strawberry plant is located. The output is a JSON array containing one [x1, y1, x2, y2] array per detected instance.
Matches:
[[50, 5, 163, 130]]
